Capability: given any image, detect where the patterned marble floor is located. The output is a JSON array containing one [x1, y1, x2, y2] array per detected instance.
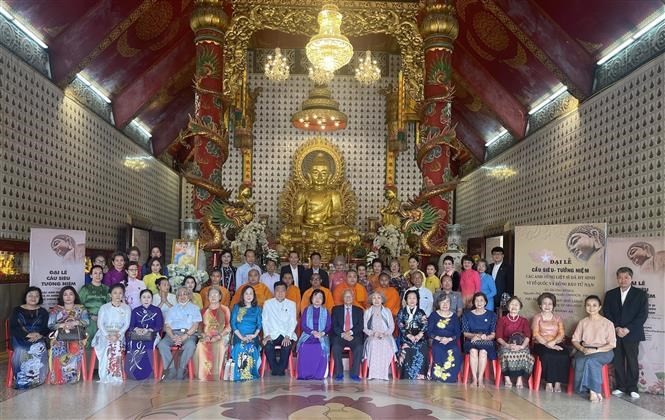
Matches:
[[1, 355, 663, 419]]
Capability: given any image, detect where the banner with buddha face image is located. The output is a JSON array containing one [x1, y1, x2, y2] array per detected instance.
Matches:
[[514, 223, 607, 335], [606, 237, 665, 395], [29, 228, 86, 307]]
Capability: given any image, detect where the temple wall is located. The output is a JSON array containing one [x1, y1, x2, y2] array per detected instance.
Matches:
[[0, 45, 181, 250], [456, 56, 664, 241]]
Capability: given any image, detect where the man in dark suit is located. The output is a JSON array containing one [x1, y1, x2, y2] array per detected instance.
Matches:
[[331, 289, 364, 381], [486, 246, 513, 312], [603, 266, 649, 399], [300, 252, 329, 295], [281, 250, 306, 293]]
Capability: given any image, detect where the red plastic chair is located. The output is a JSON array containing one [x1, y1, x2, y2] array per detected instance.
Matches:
[[5, 320, 13, 388], [532, 356, 542, 390], [494, 358, 535, 389], [329, 346, 362, 378], [462, 353, 499, 384], [155, 346, 195, 380], [361, 355, 399, 380], [567, 363, 611, 398], [259, 345, 295, 377], [426, 348, 462, 382]]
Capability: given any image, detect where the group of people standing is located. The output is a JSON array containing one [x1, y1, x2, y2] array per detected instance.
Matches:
[[8, 246, 648, 404]]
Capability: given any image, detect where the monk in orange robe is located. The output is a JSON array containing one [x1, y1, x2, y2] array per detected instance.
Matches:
[[281, 272, 302, 314], [230, 268, 272, 308], [200, 269, 231, 308], [374, 272, 401, 316], [332, 270, 368, 309], [301, 273, 334, 314]]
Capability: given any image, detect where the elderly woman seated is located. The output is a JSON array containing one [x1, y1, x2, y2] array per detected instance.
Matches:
[[496, 296, 534, 388], [363, 290, 397, 380]]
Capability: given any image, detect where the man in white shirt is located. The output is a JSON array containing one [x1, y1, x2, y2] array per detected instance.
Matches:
[[405, 271, 433, 316], [262, 281, 298, 376], [235, 249, 262, 290], [260, 259, 280, 293]]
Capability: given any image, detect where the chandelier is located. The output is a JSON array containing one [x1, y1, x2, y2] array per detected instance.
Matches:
[[291, 84, 347, 131], [308, 66, 335, 85], [264, 48, 290, 81], [305, 4, 354, 73], [354, 51, 381, 85]]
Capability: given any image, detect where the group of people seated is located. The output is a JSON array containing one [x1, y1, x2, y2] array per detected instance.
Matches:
[[8, 248, 647, 404]]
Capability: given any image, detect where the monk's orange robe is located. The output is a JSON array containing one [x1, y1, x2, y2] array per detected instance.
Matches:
[[230, 283, 273, 308], [200, 285, 231, 309], [300, 286, 334, 314], [286, 285, 302, 314], [332, 283, 368, 308], [375, 286, 401, 316], [367, 273, 381, 290]]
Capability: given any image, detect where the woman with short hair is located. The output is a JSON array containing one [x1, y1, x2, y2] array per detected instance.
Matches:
[[195, 287, 231, 381], [125, 289, 163, 380], [9, 286, 50, 389], [462, 292, 496, 387], [532, 292, 569, 392], [572, 295, 616, 402], [496, 296, 534, 388], [363, 291, 397, 380], [230, 286, 262, 381], [427, 293, 462, 383], [48, 286, 90, 384], [297, 289, 332, 380], [397, 289, 429, 379], [93, 283, 131, 384]]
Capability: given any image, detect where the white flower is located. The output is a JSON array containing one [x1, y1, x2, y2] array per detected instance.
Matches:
[[232, 221, 269, 256], [372, 225, 407, 257]]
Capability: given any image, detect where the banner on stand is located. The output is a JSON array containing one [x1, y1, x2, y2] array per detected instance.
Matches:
[[29, 228, 86, 307], [606, 237, 664, 395], [515, 223, 607, 334]]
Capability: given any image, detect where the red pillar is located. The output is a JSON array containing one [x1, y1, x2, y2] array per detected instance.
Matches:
[[190, 0, 229, 219], [417, 0, 459, 255]]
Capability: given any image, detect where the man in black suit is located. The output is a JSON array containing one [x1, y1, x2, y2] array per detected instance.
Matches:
[[331, 289, 364, 381], [300, 252, 329, 294], [486, 246, 513, 312], [603, 266, 649, 399], [281, 250, 306, 293]]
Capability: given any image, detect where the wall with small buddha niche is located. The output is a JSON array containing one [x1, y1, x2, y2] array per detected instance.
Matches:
[[0, 45, 181, 251], [186, 52, 423, 240], [456, 56, 664, 241]]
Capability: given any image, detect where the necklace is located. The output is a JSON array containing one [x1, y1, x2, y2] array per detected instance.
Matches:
[[507, 314, 520, 322]]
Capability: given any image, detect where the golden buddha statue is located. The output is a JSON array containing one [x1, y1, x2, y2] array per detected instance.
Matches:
[[379, 185, 402, 227], [279, 138, 360, 262]]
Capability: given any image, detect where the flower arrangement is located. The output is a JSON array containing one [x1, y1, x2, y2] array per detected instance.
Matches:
[[167, 263, 209, 290], [366, 251, 379, 269], [372, 225, 407, 258], [265, 248, 280, 263], [232, 221, 269, 257]]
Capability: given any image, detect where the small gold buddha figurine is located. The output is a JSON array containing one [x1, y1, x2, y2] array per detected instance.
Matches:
[[380, 185, 402, 227], [279, 138, 360, 261]]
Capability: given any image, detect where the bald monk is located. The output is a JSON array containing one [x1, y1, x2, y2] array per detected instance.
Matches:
[[231, 268, 272, 308], [282, 272, 302, 314], [200, 269, 231, 308], [375, 272, 401, 316], [301, 273, 334, 314], [332, 270, 368, 309]]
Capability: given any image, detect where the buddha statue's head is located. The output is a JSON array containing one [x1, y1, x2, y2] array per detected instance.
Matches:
[[308, 153, 332, 190], [384, 185, 397, 200]]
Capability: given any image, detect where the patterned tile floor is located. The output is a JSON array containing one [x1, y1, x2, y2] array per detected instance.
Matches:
[[0, 354, 663, 419]]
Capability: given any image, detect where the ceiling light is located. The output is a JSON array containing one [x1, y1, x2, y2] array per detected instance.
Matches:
[[264, 48, 290, 81], [485, 128, 508, 146], [597, 11, 665, 65], [528, 85, 568, 115], [354, 51, 381, 85], [0, 6, 48, 49], [76, 74, 112, 104], [305, 4, 354, 73]]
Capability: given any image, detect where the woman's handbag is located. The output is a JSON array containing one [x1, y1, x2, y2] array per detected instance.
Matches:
[[508, 332, 525, 346], [129, 329, 156, 341], [56, 326, 87, 341]]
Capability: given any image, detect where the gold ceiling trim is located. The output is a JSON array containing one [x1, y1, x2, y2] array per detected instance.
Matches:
[[224, 0, 423, 104]]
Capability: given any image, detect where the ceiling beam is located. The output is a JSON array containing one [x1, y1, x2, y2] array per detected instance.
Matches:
[[113, 37, 195, 128], [151, 93, 194, 157], [484, 0, 595, 99], [453, 47, 528, 139], [49, 0, 150, 87], [453, 111, 486, 162]]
